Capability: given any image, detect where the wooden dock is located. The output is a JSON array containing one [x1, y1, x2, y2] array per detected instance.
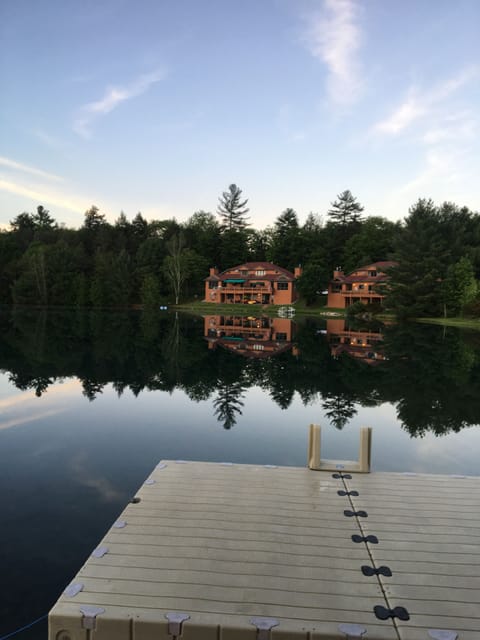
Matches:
[[49, 461, 480, 639]]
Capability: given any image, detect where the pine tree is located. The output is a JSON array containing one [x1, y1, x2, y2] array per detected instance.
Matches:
[[217, 184, 250, 231], [33, 205, 56, 229], [328, 190, 364, 226]]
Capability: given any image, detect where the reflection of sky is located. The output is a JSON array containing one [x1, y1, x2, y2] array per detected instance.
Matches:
[[0, 379, 79, 430], [0, 373, 478, 476]]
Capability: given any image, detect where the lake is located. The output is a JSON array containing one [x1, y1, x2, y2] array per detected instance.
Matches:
[[1, 309, 480, 638]]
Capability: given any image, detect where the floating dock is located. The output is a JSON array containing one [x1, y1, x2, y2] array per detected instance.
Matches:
[[49, 461, 480, 640]]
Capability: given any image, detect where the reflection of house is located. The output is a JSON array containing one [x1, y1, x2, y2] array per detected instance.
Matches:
[[205, 262, 301, 305], [204, 315, 298, 358], [327, 261, 397, 308], [326, 319, 386, 364]]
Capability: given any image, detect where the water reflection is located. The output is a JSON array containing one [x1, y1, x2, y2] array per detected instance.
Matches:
[[326, 318, 387, 364], [204, 315, 298, 358], [0, 309, 480, 436]]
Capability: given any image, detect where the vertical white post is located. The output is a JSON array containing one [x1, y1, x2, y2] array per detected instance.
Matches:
[[307, 424, 321, 469], [358, 427, 372, 473]]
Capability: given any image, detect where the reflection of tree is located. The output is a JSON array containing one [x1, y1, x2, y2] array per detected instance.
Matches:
[[2, 310, 480, 439], [322, 395, 357, 430], [213, 381, 245, 429], [8, 373, 52, 397], [383, 322, 480, 437], [82, 379, 105, 402]]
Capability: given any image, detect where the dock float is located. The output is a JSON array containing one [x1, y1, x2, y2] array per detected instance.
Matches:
[[49, 461, 480, 639]]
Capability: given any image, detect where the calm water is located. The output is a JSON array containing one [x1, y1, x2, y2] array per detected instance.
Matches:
[[1, 309, 480, 638]]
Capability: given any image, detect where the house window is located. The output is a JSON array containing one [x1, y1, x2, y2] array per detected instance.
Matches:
[[358, 284, 365, 290], [277, 282, 289, 290], [276, 332, 287, 341], [253, 344, 264, 351], [209, 281, 217, 289], [368, 270, 377, 277], [332, 284, 342, 292], [256, 269, 266, 276], [240, 270, 248, 276]]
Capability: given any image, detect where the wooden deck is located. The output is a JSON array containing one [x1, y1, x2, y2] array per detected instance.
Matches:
[[49, 462, 480, 639]]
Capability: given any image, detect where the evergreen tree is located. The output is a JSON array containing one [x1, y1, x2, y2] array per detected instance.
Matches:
[[328, 190, 364, 226], [386, 199, 450, 318], [217, 183, 250, 231], [83, 205, 106, 229], [140, 274, 160, 308], [33, 205, 56, 229], [267, 208, 301, 271]]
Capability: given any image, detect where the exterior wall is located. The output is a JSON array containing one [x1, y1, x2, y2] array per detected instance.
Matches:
[[327, 290, 346, 308], [204, 263, 298, 304], [327, 263, 392, 309]]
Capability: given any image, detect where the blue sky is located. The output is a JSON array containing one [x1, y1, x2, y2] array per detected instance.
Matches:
[[1, 0, 479, 230]]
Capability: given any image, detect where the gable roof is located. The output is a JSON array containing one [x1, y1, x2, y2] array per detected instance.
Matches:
[[332, 261, 398, 283], [206, 262, 296, 282]]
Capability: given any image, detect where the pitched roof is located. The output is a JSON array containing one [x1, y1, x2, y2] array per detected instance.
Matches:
[[206, 262, 296, 281], [332, 261, 398, 283]]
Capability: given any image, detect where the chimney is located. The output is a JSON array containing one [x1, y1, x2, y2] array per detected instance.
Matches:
[[333, 266, 344, 279], [209, 267, 219, 276], [294, 266, 302, 278]]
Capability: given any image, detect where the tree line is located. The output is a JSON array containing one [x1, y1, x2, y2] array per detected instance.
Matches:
[[1, 186, 479, 317]]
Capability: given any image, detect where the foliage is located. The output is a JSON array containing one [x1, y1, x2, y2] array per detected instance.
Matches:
[[1, 192, 479, 318], [328, 190, 364, 226], [217, 183, 250, 231]]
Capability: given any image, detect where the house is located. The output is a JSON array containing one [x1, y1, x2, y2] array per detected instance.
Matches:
[[204, 315, 298, 358], [326, 318, 386, 365], [326, 261, 397, 308], [205, 262, 302, 305]]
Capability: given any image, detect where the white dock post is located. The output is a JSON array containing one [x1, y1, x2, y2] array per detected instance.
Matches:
[[358, 426, 372, 473], [307, 425, 372, 473], [308, 423, 322, 469]]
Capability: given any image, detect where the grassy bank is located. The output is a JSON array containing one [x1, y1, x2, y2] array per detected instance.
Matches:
[[174, 300, 346, 317], [417, 317, 480, 330]]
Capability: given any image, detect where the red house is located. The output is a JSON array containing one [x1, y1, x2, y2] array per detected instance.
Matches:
[[205, 262, 302, 305], [327, 261, 397, 308]]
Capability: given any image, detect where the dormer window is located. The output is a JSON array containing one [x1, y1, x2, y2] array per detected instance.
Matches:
[[368, 270, 377, 277], [255, 269, 266, 276]]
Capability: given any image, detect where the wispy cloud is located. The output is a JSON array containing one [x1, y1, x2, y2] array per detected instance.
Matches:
[[422, 111, 477, 145], [302, 0, 364, 106], [0, 155, 63, 182], [73, 68, 166, 137], [373, 66, 479, 136], [0, 178, 87, 214]]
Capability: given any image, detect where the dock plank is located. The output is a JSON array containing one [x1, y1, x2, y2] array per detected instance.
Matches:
[[344, 471, 480, 639], [50, 462, 480, 640]]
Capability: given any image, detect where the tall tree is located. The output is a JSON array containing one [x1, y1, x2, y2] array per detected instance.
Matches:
[[386, 199, 450, 318], [83, 205, 106, 229], [267, 208, 301, 271], [442, 257, 478, 317], [328, 190, 364, 226], [163, 232, 188, 304], [33, 205, 56, 229], [217, 183, 250, 231]]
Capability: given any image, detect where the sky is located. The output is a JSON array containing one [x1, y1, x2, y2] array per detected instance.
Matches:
[[1, 0, 479, 230]]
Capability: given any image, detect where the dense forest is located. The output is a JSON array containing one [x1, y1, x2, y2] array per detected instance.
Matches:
[[1, 185, 479, 317]]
